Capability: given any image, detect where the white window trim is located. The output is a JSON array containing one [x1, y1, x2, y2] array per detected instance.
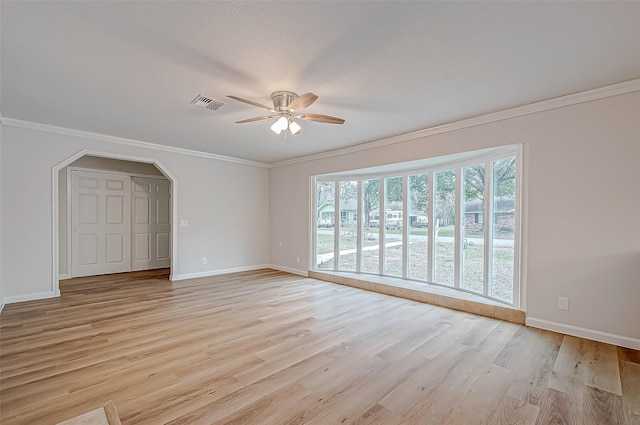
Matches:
[[312, 144, 523, 308]]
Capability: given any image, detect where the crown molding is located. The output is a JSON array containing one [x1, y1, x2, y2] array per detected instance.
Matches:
[[2, 78, 639, 169], [0, 116, 270, 169], [270, 78, 640, 168]]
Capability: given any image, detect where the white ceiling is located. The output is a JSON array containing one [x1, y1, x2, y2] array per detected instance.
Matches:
[[2, 2, 640, 164]]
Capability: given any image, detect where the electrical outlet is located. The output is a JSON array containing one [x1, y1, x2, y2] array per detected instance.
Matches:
[[279, 240, 283, 247], [296, 256, 300, 264], [202, 257, 207, 265], [558, 297, 569, 311], [180, 219, 188, 227]]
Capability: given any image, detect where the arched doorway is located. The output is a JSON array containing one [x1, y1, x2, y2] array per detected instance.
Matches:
[[52, 150, 178, 295]]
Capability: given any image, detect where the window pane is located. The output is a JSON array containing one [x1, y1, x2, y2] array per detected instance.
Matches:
[[408, 174, 428, 280], [315, 181, 335, 270], [383, 176, 403, 277], [434, 170, 455, 285], [491, 157, 516, 302], [361, 179, 380, 274], [462, 164, 485, 293], [312, 150, 518, 307], [338, 181, 358, 271]]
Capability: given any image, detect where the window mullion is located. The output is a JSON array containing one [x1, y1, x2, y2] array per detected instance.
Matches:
[[312, 177, 318, 270], [334, 184, 340, 272], [378, 178, 385, 276], [402, 175, 408, 279], [513, 150, 522, 308], [484, 161, 493, 297], [454, 167, 462, 289], [427, 171, 435, 283], [356, 180, 362, 273]]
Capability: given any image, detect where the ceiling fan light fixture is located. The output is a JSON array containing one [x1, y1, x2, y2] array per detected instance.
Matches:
[[271, 116, 288, 134], [229, 90, 344, 135], [270, 121, 282, 134], [288, 119, 301, 135]]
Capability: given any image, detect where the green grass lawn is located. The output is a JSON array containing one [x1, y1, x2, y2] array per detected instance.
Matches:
[[316, 233, 379, 254], [437, 225, 454, 237]]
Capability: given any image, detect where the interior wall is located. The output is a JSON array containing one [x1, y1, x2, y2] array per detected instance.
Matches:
[[69, 155, 165, 176], [269, 90, 640, 345], [0, 125, 270, 300], [59, 156, 168, 276], [0, 125, 4, 310]]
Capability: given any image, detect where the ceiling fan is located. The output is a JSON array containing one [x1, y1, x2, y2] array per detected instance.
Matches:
[[227, 91, 345, 136]]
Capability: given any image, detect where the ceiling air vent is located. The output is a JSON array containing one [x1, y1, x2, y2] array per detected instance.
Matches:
[[191, 94, 224, 111]]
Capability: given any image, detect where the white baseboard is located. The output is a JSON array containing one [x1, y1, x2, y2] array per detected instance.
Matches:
[[4, 291, 58, 305], [58, 274, 71, 280], [268, 265, 309, 277], [170, 265, 309, 281], [526, 317, 640, 350], [170, 264, 272, 281]]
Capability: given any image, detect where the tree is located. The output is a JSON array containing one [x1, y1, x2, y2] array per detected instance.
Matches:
[[318, 155, 516, 227], [385, 177, 403, 203], [362, 179, 379, 224], [493, 157, 516, 198], [463, 164, 485, 201], [435, 170, 456, 225], [339, 181, 358, 208], [316, 181, 335, 217], [409, 174, 428, 213], [463, 157, 516, 201]]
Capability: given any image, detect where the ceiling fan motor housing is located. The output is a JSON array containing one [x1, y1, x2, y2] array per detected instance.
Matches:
[[271, 91, 298, 112]]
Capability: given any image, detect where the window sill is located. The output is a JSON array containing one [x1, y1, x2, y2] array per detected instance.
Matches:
[[308, 270, 525, 324]]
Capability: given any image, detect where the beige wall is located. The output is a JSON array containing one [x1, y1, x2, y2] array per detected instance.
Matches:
[[0, 126, 270, 301], [269, 90, 640, 346], [69, 155, 165, 176], [0, 125, 4, 310]]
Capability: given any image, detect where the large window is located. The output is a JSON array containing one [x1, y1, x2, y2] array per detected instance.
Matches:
[[313, 147, 520, 306]]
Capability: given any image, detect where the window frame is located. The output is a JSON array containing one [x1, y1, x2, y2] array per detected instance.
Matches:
[[312, 145, 522, 307]]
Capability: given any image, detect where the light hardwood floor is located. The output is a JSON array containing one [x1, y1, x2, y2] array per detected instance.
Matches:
[[1, 269, 638, 424]]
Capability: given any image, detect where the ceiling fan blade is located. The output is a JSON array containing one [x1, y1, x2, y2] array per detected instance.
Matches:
[[298, 113, 345, 124], [235, 115, 277, 124], [287, 92, 318, 111], [227, 95, 273, 111]]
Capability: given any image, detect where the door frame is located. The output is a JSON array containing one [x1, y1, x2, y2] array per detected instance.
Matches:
[[52, 150, 178, 296]]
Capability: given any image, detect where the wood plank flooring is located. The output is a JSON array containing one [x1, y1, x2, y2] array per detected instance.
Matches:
[[1, 269, 638, 424]]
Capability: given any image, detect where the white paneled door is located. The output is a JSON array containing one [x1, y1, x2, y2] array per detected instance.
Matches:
[[71, 171, 132, 277], [131, 177, 171, 271]]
